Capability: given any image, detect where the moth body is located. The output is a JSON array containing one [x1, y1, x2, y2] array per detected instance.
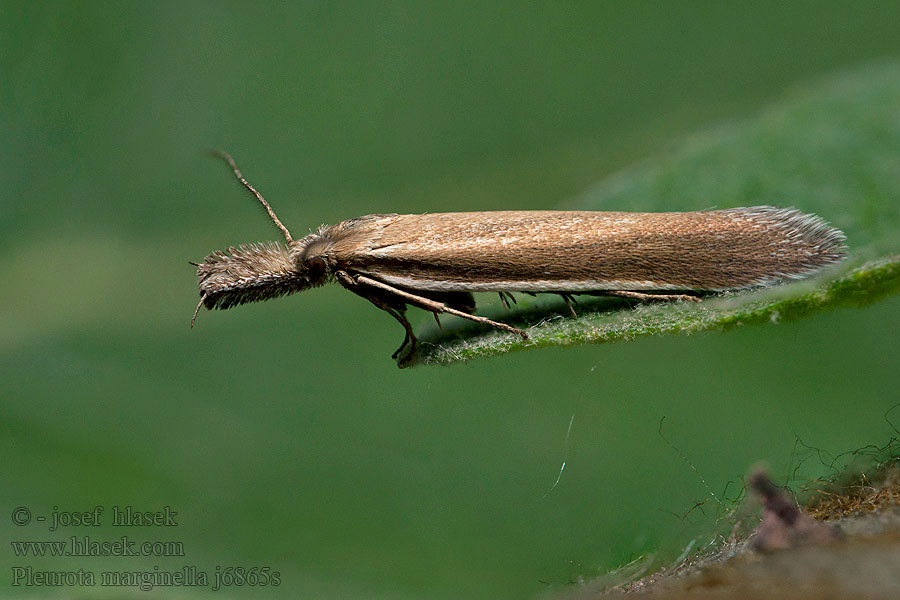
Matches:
[[193, 153, 847, 365]]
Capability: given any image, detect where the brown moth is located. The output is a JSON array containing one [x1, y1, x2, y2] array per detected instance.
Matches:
[[192, 152, 847, 364]]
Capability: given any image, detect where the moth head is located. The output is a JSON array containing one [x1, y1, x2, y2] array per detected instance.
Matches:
[[191, 241, 320, 327], [192, 151, 331, 327]]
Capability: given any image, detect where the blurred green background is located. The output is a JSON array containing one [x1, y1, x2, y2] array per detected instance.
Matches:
[[2, 2, 900, 599]]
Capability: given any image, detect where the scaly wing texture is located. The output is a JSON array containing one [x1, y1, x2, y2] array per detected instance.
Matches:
[[329, 208, 845, 292]]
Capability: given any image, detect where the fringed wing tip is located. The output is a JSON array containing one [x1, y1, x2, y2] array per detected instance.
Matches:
[[724, 206, 848, 283]]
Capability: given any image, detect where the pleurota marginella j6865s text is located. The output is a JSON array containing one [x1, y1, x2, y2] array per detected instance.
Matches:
[[192, 152, 847, 365]]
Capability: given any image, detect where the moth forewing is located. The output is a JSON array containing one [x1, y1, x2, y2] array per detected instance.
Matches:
[[194, 152, 848, 364], [332, 209, 847, 294]]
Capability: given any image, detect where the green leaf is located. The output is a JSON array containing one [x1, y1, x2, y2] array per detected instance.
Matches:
[[408, 62, 900, 367]]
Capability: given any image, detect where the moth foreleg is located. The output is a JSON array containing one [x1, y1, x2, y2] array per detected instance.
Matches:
[[352, 274, 529, 340], [373, 301, 414, 361], [335, 270, 418, 362], [385, 306, 415, 361]]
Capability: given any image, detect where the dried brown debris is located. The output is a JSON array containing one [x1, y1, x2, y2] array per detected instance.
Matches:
[[806, 467, 900, 521], [558, 461, 900, 600]]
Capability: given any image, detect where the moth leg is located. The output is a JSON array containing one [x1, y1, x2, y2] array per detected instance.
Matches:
[[559, 293, 578, 317], [386, 307, 415, 360], [600, 291, 702, 303], [498, 291, 517, 310], [353, 274, 529, 340], [335, 271, 418, 361], [372, 300, 415, 360]]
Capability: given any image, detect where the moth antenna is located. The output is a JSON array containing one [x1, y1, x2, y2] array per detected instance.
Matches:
[[209, 150, 294, 243], [191, 294, 207, 329]]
